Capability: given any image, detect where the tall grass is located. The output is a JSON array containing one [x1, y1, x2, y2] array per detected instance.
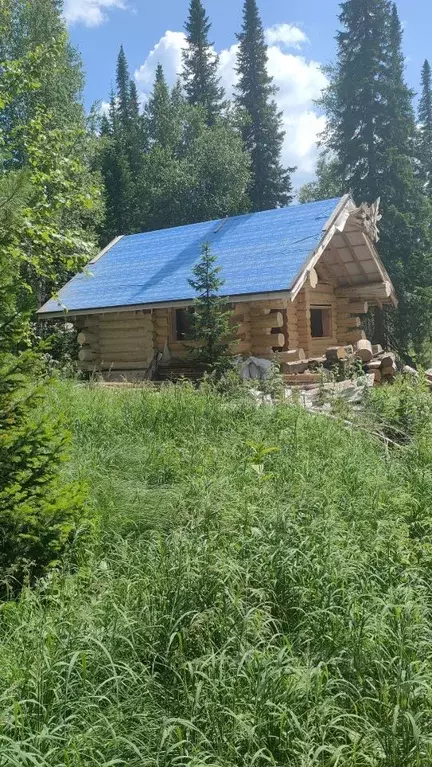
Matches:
[[1, 380, 432, 766]]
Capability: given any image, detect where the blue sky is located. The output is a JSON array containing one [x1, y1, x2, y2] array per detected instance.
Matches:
[[65, 0, 431, 189]]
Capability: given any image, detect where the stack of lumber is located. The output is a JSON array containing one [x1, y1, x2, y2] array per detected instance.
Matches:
[[280, 339, 400, 386]]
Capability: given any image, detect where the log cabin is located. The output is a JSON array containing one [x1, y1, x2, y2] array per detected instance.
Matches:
[[37, 195, 397, 379]]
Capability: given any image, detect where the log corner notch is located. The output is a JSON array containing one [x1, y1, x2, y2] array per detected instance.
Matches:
[[288, 195, 397, 310]]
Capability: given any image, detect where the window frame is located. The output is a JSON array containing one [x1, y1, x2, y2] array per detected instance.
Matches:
[[170, 307, 195, 342], [310, 305, 333, 339]]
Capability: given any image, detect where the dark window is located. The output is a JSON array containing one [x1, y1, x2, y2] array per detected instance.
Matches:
[[175, 308, 194, 341], [310, 307, 332, 338]]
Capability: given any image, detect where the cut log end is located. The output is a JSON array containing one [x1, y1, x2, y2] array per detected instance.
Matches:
[[325, 346, 346, 362], [355, 339, 373, 363]]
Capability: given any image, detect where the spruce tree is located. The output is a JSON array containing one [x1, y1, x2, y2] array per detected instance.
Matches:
[[116, 45, 131, 127], [317, 0, 432, 356], [182, 0, 225, 124], [235, 0, 293, 211], [146, 64, 179, 149], [0, 50, 86, 594], [418, 60, 432, 197], [98, 48, 145, 241], [187, 243, 235, 372]]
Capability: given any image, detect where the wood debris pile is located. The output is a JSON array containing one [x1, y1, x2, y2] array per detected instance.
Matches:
[[279, 340, 400, 388]]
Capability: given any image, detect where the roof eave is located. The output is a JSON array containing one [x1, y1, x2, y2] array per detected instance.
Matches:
[[36, 288, 294, 320]]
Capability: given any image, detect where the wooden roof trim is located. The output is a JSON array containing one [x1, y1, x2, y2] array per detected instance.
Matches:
[[290, 195, 355, 301], [37, 289, 293, 319], [290, 197, 397, 306]]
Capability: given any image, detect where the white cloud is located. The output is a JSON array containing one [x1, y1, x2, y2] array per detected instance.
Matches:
[[265, 23, 309, 49], [64, 0, 126, 27], [133, 24, 328, 189], [135, 31, 187, 90]]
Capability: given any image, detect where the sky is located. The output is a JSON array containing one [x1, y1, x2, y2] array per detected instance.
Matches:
[[65, 0, 432, 191]]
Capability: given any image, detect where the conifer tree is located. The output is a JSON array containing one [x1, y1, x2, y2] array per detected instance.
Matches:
[[418, 60, 432, 197], [116, 45, 131, 127], [187, 243, 235, 372], [98, 48, 145, 242], [235, 0, 293, 211], [182, 0, 225, 124], [146, 64, 178, 149], [313, 0, 432, 355], [0, 49, 87, 593]]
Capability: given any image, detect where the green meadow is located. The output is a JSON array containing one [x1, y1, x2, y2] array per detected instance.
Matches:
[[1, 379, 432, 766]]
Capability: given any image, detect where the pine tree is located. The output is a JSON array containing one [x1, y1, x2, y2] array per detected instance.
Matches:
[[235, 0, 293, 211], [418, 60, 432, 197], [182, 0, 225, 124], [187, 243, 235, 372]]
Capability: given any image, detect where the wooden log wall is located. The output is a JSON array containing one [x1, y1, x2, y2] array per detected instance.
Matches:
[[335, 297, 368, 345], [248, 300, 287, 359], [153, 309, 170, 353], [76, 311, 154, 371]]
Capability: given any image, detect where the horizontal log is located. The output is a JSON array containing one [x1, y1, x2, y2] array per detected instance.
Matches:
[[338, 330, 366, 343], [336, 316, 362, 328], [78, 348, 97, 362], [235, 341, 251, 354], [372, 344, 383, 356], [277, 349, 306, 363], [381, 364, 397, 377], [250, 312, 284, 330], [249, 306, 272, 317], [335, 282, 392, 300], [252, 333, 285, 348], [98, 361, 152, 371], [99, 344, 153, 354], [367, 359, 382, 370], [348, 301, 369, 314], [282, 361, 309, 374], [92, 323, 153, 334], [77, 330, 98, 346]]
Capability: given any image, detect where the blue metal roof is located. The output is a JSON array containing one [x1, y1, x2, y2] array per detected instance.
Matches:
[[38, 197, 343, 314]]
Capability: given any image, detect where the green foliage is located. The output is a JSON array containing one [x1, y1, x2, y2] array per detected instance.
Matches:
[[313, 0, 432, 356], [298, 154, 341, 203], [0, 43, 88, 593], [0, 354, 85, 594], [366, 372, 432, 442], [187, 243, 236, 372], [1, 381, 432, 763], [418, 60, 432, 198], [98, 54, 250, 241], [182, 0, 225, 124], [0, 0, 102, 304], [235, 0, 294, 211]]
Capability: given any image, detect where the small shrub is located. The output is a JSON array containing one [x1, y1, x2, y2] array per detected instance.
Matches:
[[366, 372, 432, 441]]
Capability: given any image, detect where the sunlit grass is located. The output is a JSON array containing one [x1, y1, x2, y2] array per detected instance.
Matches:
[[1, 379, 432, 766]]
